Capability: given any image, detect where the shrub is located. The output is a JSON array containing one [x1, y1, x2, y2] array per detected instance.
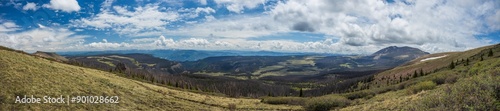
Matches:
[[432, 74, 447, 85], [417, 72, 499, 111], [0, 95, 5, 104], [406, 81, 437, 94], [261, 97, 305, 105], [343, 90, 375, 100], [303, 95, 350, 111], [444, 74, 458, 84], [227, 103, 237, 111]]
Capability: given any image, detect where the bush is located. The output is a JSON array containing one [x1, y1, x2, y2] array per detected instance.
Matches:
[[343, 90, 375, 100], [261, 97, 305, 105], [444, 74, 458, 84], [227, 103, 237, 111], [303, 95, 350, 111], [406, 81, 437, 94], [0, 95, 5, 104], [431, 74, 447, 85], [416, 72, 499, 111]]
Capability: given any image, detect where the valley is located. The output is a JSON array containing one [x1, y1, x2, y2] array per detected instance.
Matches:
[[1, 44, 499, 110]]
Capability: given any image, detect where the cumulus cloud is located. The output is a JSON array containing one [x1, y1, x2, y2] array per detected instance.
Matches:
[[0, 22, 87, 52], [214, 0, 266, 13], [0, 22, 20, 32], [265, 0, 498, 53], [85, 42, 128, 49], [71, 4, 179, 37], [6, 0, 494, 54], [42, 0, 81, 12], [22, 2, 38, 11], [195, 7, 216, 14], [199, 0, 208, 5], [120, 35, 373, 54], [167, 15, 287, 38]]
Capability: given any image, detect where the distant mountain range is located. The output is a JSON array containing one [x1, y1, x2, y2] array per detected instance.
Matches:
[[64, 46, 429, 82], [58, 50, 338, 61]]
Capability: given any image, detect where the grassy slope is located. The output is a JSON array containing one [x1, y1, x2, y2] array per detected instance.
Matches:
[[0, 49, 301, 110], [372, 44, 492, 83], [260, 44, 499, 111], [340, 56, 500, 110], [338, 44, 500, 110]]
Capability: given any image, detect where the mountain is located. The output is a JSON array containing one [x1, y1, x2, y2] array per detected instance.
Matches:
[[0, 46, 301, 110], [58, 49, 330, 61], [68, 53, 185, 74], [66, 46, 428, 83], [371, 46, 429, 60], [33, 51, 69, 62], [260, 44, 499, 111], [1, 44, 498, 110]]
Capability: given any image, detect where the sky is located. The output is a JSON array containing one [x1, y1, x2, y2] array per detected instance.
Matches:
[[0, 0, 498, 54]]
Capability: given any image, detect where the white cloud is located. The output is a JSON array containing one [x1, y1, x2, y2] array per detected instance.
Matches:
[[199, 0, 208, 5], [71, 4, 179, 37], [85, 42, 128, 49], [486, 10, 500, 31], [118, 35, 373, 54], [263, 0, 498, 53], [42, 0, 81, 12], [195, 7, 215, 14], [214, 0, 266, 13], [22, 2, 38, 11], [166, 15, 287, 38], [14, 0, 493, 54], [0, 23, 87, 52], [0, 22, 20, 32]]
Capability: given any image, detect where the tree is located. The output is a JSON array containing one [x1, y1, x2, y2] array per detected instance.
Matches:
[[299, 88, 303, 97], [420, 69, 424, 76], [449, 61, 455, 69], [480, 56, 483, 61], [399, 76, 403, 83], [488, 49, 493, 57], [413, 70, 418, 78]]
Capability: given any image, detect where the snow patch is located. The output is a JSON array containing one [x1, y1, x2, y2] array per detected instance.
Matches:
[[420, 55, 447, 62]]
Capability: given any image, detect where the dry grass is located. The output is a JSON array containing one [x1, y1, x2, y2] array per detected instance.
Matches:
[[340, 53, 500, 111], [0, 50, 301, 110]]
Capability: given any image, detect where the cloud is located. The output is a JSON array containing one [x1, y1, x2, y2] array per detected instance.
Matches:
[[71, 4, 179, 37], [0, 22, 20, 32], [42, 0, 81, 12], [0, 22, 87, 52], [166, 15, 287, 38], [265, 0, 498, 53], [292, 22, 315, 32], [195, 7, 216, 14], [214, 0, 266, 13], [22, 2, 38, 11], [85, 42, 128, 49], [199, 0, 208, 5]]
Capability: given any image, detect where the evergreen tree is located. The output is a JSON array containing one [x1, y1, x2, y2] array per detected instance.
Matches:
[[420, 69, 424, 76], [480, 56, 483, 61], [449, 61, 455, 69], [488, 49, 493, 57], [299, 88, 303, 97], [413, 70, 418, 78], [399, 76, 403, 82]]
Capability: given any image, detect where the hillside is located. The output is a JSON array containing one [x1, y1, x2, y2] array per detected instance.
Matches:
[[259, 44, 500, 111], [0, 48, 301, 110], [339, 44, 500, 110], [33, 51, 69, 62]]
